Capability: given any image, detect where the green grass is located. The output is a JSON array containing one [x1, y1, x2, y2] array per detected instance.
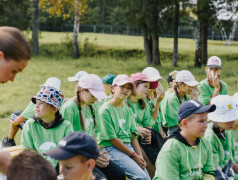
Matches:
[[1, 32, 238, 144]]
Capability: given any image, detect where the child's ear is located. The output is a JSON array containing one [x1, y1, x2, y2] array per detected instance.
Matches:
[[0, 51, 4, 59], [180, 119, 187, 127], [86, 159, 95, 171]]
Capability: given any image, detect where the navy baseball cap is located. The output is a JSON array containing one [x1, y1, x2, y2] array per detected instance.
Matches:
[[101, 73, 116, 85], [178, 100, 216, 122], [44, 132, 99, 160]]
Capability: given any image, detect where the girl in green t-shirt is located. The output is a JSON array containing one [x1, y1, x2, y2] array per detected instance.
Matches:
[[61, 74, 126, 180], [204, 95, 238, 179], [160, 70, 200, 136], [99, 74, 150, 179], [127, 73, 164, 178]]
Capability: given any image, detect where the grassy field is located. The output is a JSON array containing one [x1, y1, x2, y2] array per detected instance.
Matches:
[[1, 32, 238, 144]]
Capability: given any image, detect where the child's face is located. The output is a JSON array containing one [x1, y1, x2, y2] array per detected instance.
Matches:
[[179, 83, 193, 95], [133, 82, 150, 99], [0, 57, 28, 83], [206, 67, 221, 80], [112, 83, 132, 100], [81, 89, 97, 105], [184, 112, 208, 138], [59, 156, 93, 180], [217, 121, 235, 130], [34, 99, 55, 120], [103, 83, 112, 96]]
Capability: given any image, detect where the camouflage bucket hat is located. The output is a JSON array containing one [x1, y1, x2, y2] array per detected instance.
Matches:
[[32, 86, 64, 110]]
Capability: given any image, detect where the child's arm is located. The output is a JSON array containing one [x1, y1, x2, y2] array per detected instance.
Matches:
[[110, 137, 146, 169], [232, 163, 238, 173], [151, 90, 164, 121]]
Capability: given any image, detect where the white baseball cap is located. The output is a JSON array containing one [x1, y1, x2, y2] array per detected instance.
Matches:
[[175, 70, 200, 87], [78, 74, 107, 100], [233, 93, 238, 106], [68, 71, 88, 82], [142, 67, 165, 81], [208, 95, 238, 122], [207, 56, 222, 69], [41, 77, 61, 90]]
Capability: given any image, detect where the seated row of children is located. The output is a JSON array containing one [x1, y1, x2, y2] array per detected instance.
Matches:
[[3, 55, 238, 180]]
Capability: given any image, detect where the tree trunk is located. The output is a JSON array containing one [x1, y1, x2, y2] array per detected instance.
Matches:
[[172, 1, 179, 67], [151, 32, 160, 66], [143, 29, 152, 64], [195, 21, 202, 67], [32, 0, 39, 55], [201, 20, 208, 65], [73, 0, 80, 59]]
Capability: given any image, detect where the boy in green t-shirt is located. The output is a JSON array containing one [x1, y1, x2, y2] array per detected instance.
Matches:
[[21, 86, 74, 168], [198, 56, 228, 105], [154, 99, 216, 180], [204, 95, 238, 179]]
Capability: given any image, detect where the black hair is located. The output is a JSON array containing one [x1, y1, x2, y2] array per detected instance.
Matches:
[[76, 88, 96, 130], [173, 82, 188, 105]]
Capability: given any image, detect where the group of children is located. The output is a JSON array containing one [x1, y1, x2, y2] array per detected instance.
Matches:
[[1, 26, 238, 180]]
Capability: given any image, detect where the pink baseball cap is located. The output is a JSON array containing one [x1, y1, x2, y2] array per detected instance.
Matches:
[[130, 73, 158, 89], [78, 74, 108, 100], [112, 74, 136, 90]]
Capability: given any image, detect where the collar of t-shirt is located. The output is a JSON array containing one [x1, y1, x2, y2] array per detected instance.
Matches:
[[32, 113, 64, 129], [212, 122, 226, 140]]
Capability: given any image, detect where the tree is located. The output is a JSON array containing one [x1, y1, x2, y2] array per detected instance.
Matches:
[[32, 0, 40, 55], [39, 0, 88, 58], [126, 0, 171, 65]]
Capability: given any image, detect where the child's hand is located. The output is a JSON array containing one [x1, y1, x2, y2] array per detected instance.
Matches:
[[137, 127, 151, 139], [156, 89, 165, 103], [132, 155, 146, 169], [96, 152, 110, 168]]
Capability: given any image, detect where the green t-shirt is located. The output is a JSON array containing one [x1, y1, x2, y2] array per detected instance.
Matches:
[[154, 138, 215, 180], [21, 102, 35, 119], [231, 129, 238, 179], [198, 79, 228, 105], [98, 102, 138, 147], [60, 98, 96, 137], [127, 100, 155, 128], [160, 92, 190, 127], [204, 123, 232, 169], [21, 118, 73, 167], [144, 98, 161, 133]]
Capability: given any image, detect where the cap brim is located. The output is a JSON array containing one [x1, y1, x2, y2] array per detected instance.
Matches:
[[89, 89, 108, 100], [208, 111, 238, 122], [148, 76, 165, 81], [184, 80, 200, 87], [207, 65, 222, 70], [44, 147, 75, 160], [193, 104, 216, 114], [68, 77, 77, 82]]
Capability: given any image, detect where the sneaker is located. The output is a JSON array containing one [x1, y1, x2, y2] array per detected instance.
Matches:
[[2, 137, 16, 147]]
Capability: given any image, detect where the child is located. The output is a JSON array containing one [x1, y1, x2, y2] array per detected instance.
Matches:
[[99, 74, 150, 179], [0, 26, 30, 83], [154, 99, 216, 179], [101, 73, 116, 97], [160, 70, 200, 136], [60, 74, 125, 180], [198, 56, 228, 105], [7, 151, 57, 180], [21, 86, 74, 168], [128, 72, 164, 178], [231, 93, 238, 179], [68, 70, 88, 90], [2, 77, 61, 147], [167, 70, 179, 93], [45, 132, 100, 180], [204, 95, 238, 179]]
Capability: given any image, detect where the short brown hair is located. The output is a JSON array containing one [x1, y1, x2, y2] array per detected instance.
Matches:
[[0, 26, 31, 62], [7, 151, 57, 180]]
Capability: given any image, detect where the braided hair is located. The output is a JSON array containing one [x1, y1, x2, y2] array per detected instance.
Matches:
[[76, 88, 96, 130]]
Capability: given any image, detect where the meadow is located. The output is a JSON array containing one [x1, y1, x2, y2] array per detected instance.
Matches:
[[0, 32, 238, 144]]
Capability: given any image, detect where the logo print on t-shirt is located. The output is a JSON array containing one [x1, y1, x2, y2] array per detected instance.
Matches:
[[39, 142, 57, 151], [119, 119, 128, 135]]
